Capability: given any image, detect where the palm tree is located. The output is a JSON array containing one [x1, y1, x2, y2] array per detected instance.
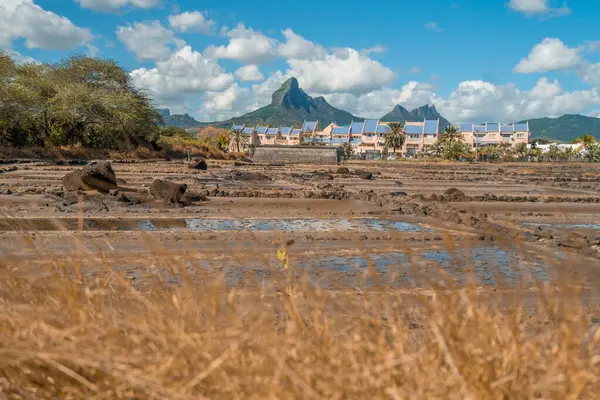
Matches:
[[439, 125, 462, 145], [383, 122, 406, 154], [573, 134, 597, 149], [229, 128, 249, 153], [216, 133, 230, 151], [443, 141, 470, 161]]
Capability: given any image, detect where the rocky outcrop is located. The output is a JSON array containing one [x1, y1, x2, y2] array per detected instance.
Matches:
[[189, 159, 207, 170], [80, 161, 117, 192], [62, 161, 117, 193], [149, 179, 187, 204]]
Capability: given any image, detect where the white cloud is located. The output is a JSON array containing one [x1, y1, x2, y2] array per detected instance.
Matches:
[[0, 0, 92, 50], [168, 11, 215, 34], [130, 45, 235, 109], [434, 78, 600, 122], [323, 82, 439, 118], [74, 0, 158, 12], [205, 23, 277, 64], [197, 71, 292, 121], [116, 21, 185, 62], [514, 38, 582, 73], [234, 65, 264, 82], [360, 45, 386, 56], [287, 48, 396, 95], [277, 29, 326, 60], [424, 22, 443, 32], [578, 62, 600, 86], [508, 0, 571, 17]]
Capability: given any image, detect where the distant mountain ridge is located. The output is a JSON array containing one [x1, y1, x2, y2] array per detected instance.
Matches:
[[381, 104, 451, 131], [157, 78, 600, 141], [519, 114, 600, 142]]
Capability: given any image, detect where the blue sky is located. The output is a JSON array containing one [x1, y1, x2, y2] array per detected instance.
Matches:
[[2, 0, 600, 123]]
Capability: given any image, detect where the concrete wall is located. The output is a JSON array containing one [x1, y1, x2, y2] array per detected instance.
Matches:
[[252, 145, 342, 164]]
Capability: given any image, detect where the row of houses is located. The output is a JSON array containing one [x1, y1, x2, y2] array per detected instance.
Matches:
[[231, 119, 530, 156]]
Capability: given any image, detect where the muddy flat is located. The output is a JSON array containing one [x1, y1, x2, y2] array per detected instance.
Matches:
[[1, 159, 600, 294]]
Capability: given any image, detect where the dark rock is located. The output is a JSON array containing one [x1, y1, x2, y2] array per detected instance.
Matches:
[[353, 170, 373, 180], [189, 159, 208, 170], [229, 171, 270, 181], [336, 167, 350, 174], [0, 189, 12, 195], [150, 179, 187, 204], [109, 189, 119, 196], [79, 161, 117, 193], [180, 191, 209, 206], [116, 192, 136, 203]]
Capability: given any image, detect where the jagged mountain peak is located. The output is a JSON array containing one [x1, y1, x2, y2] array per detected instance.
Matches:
[[270, 76, 312, 111]]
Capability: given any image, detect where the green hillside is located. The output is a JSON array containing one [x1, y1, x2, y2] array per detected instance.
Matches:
[[521, 114, 600, 142]]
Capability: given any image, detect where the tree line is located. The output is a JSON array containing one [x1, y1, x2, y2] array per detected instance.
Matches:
[[0, 52, 162, 150]]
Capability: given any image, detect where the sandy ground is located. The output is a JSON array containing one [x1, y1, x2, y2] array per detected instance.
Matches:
[[1, 159, 600, 294]]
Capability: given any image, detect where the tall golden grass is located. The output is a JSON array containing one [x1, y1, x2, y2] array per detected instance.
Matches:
[[1, 232, 599, 399]]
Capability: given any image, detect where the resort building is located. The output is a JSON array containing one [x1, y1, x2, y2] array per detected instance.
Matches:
[[230, 118, 530, 157], [459, 122, 530, 149], [403, 119, 440, 155]]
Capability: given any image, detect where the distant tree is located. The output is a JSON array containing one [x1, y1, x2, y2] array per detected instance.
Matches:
[[443, 141, 471, 161], [216, 133, 230, 151], [160, 126, 192, 138], [341, 142, 354, 159], [573, 134, 597, 149], [229, 128, 249, 152], [439, 125, 462, 146], [422, 142, 443, 158], [383, 122, 406, 154], [546, 145, 563, 161], [585, 143, 600, 162], [515, 142, 528, 159]]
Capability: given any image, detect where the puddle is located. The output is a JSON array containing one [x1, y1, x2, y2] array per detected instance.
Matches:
[[525, 222, 600, 230], [0, 218, 431, 233], [144, 245, 551, 288]]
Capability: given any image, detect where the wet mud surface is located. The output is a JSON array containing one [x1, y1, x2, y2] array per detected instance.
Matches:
[[1, 159, 600, 294]]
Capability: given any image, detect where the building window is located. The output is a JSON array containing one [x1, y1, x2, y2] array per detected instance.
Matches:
[[517, 133, 525, 139]]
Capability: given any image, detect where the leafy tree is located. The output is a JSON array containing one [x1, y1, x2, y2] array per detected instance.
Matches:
[[0, 52, 161, 149], [585, 143, 600, 162], [229, 128, 249, 152], [383, 122, 406, 154], [216, 133, 230, 150], [160, 126, 192, 138], [546, 145, 563, 161], [573, 134, 597, 149], [515, 142, 528, 159]]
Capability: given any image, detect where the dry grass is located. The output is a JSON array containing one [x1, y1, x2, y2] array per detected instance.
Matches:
[[1, 234, 599, 400], [0, 141, 247, 162]]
